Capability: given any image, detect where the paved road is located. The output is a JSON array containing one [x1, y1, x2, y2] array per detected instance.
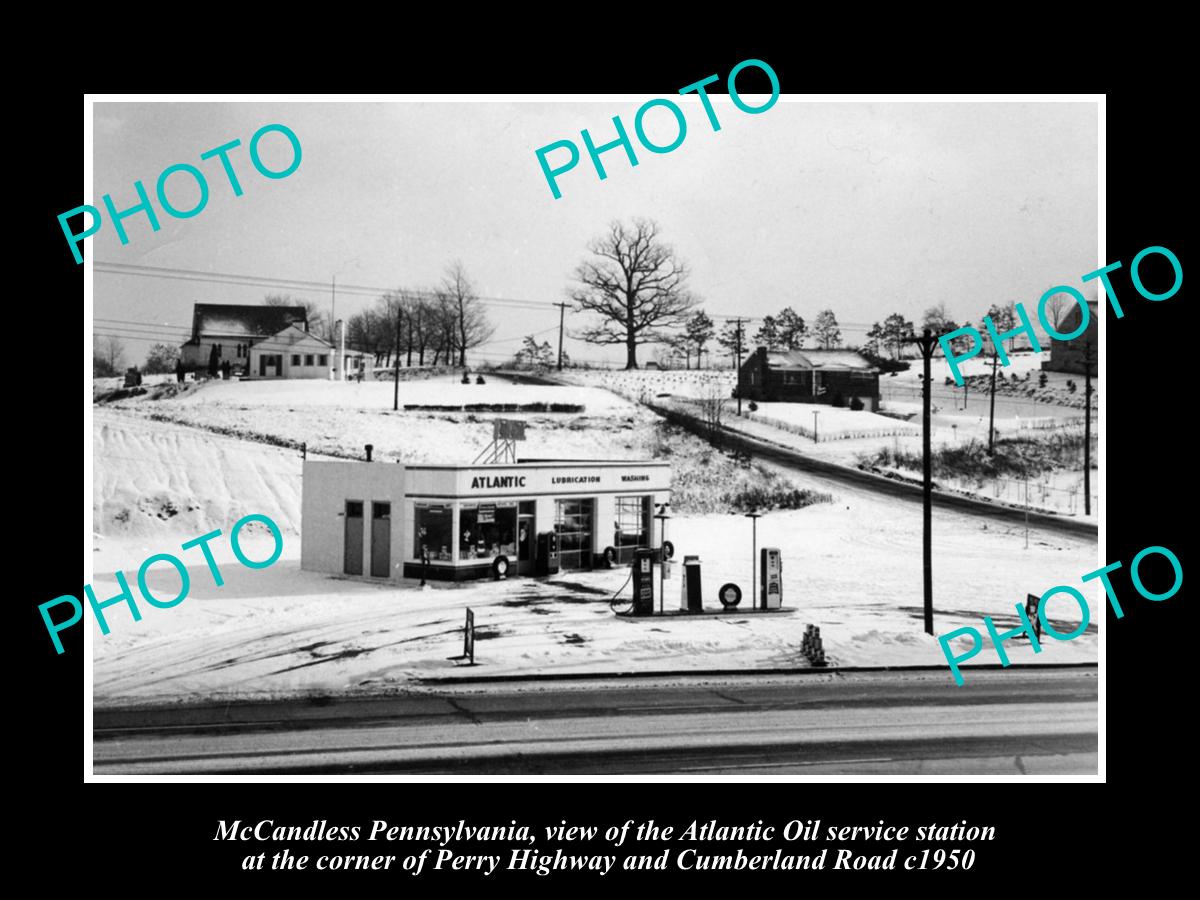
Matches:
[[93, 668, 1097, 775], [651, 405, 1096, 538]]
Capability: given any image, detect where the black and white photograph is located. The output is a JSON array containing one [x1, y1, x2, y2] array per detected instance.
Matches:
[[83, 94, 1102, 776]]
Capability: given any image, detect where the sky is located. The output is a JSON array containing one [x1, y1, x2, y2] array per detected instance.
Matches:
[[90, 99, 1098, 367]]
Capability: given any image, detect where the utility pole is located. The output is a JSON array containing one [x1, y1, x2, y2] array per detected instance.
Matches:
[[331, 275, 336, 340], [1084, 336, 1093, 516], [392, 308, 403, 412], [987, 349, 999, 455], [555, 302, 568, 371], [902, 328, 944, 637], [734, 318, 746, 415]]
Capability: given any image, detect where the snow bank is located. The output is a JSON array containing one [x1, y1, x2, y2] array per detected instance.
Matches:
[[93, 409, 308, 537]]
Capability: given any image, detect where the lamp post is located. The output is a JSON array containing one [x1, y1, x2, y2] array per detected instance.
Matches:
[[901, 327, 948, 637], [1083, 336, 1094, 516], [812, 410, 819, 443], [654, 503, 670, 615], [744, 510, 762, 608]]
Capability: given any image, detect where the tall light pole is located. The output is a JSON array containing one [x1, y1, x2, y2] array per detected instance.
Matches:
[[734, 319, 746, 415], [1083, 336, 1094, 516], [393, 308, 404, 412], [988, 348, 998, 453], [901, 328, 946, 637], [654, 504, 670, 615], [744, 510, 761, 608]]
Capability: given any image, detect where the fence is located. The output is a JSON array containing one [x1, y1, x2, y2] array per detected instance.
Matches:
[[732, 409, 920, 444]]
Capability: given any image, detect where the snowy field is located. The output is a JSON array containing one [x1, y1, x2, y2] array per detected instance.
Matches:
[[90, 412, 1098, 707], [559, 358, 1097, 519], [168, 376, 632, 413], [101, 377, 655, 466], [562, 369, 735, 401], [734, 401, 916, 439]]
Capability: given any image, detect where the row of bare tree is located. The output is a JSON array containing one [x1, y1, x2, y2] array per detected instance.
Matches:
[[343, 261, 494, 368]]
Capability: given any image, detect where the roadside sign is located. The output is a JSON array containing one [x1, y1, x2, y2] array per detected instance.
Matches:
[[464, 608, 475, 664]]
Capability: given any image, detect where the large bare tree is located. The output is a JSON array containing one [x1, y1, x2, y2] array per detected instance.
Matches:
[[437, 261, 494, 367], [264, 293, 327, 339], [570, 218, 698, 369]]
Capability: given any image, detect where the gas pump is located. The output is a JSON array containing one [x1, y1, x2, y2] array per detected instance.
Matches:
[[760, 548, 782, 609], [631, 548, 655, 616], [536, 531, 560, 576]]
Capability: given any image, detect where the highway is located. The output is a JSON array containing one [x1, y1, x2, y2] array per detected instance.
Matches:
[[93, 668, 1097, 775]]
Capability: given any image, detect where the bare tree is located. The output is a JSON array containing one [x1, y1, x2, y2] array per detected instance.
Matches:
[[264, 293, 327, 339], [94, 335, 126, 377], [570, 218, 699, 369], [1042, 291, 1076, 336], [437, 261, 493, 367], [696, 383, 728, 446]]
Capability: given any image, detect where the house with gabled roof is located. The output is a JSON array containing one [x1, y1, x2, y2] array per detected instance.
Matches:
[[179, 302, 308, 372], [247, 324, 335, 379], [738, 347, 881, 411]]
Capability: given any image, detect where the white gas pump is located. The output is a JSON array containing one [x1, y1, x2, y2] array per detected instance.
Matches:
[[760, 547, 782, 609]]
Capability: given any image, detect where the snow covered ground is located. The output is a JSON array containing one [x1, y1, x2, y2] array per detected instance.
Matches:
[[558, 358, 1096, 519], [562, 369, 735, 401], [101, 376, 656, 466], [90, 363, 1100, 708], [171, 377, 632, 413], [90, 411, 1098, 707]]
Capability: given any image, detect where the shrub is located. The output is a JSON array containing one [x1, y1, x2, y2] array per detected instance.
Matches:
[[849, 396, 865, 411], [748, 400, 758, 412]]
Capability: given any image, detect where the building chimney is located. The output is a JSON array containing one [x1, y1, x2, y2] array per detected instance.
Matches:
[[365, 444, 374, 462]]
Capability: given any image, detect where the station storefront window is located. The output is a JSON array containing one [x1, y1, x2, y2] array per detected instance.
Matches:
[[413, 504, 452, 561], [555, 498, 595, 570], [460, 502, 518, 561], [613, 496, 651, 564]]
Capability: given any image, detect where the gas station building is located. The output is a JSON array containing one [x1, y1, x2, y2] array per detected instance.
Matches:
[[301, 459, 672, 581]]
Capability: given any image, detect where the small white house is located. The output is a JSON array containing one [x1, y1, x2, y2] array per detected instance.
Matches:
[[248, 324, 335, 379]]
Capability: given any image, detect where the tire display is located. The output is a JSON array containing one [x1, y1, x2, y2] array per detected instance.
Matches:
[[492, 555, 509, 579], [718, 582, 742, 608]]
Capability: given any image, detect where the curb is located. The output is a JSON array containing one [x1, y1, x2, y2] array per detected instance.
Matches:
[[416, 661, 1098, 685]]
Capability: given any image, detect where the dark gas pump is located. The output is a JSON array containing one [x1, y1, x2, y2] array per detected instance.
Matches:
[[631, 548, 655, 616], [536, 531, 560, 576]]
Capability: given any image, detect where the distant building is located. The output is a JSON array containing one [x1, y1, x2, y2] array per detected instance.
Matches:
[[739, 347, 881, 411], [180, 303, 308, 372], [247, 324, 334, 379], [1041, 300, 1098, 376]]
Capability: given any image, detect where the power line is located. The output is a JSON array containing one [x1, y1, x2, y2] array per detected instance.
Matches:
[[94, 262, 555, 312]]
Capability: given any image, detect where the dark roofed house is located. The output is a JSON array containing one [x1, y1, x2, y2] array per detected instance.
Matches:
[[180, 303, 308, 373], [739, 347, 881, 411], [1041, 300, 1098, 376]]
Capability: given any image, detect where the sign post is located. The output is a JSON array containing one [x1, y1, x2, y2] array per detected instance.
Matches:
[[464, 607, 475, 665]]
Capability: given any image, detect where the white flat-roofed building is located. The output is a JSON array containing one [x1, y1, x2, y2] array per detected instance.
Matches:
[[301, 458, 672, 581]]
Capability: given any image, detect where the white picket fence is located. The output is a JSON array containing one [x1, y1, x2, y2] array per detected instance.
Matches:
[[734, 409, 919, 443]]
